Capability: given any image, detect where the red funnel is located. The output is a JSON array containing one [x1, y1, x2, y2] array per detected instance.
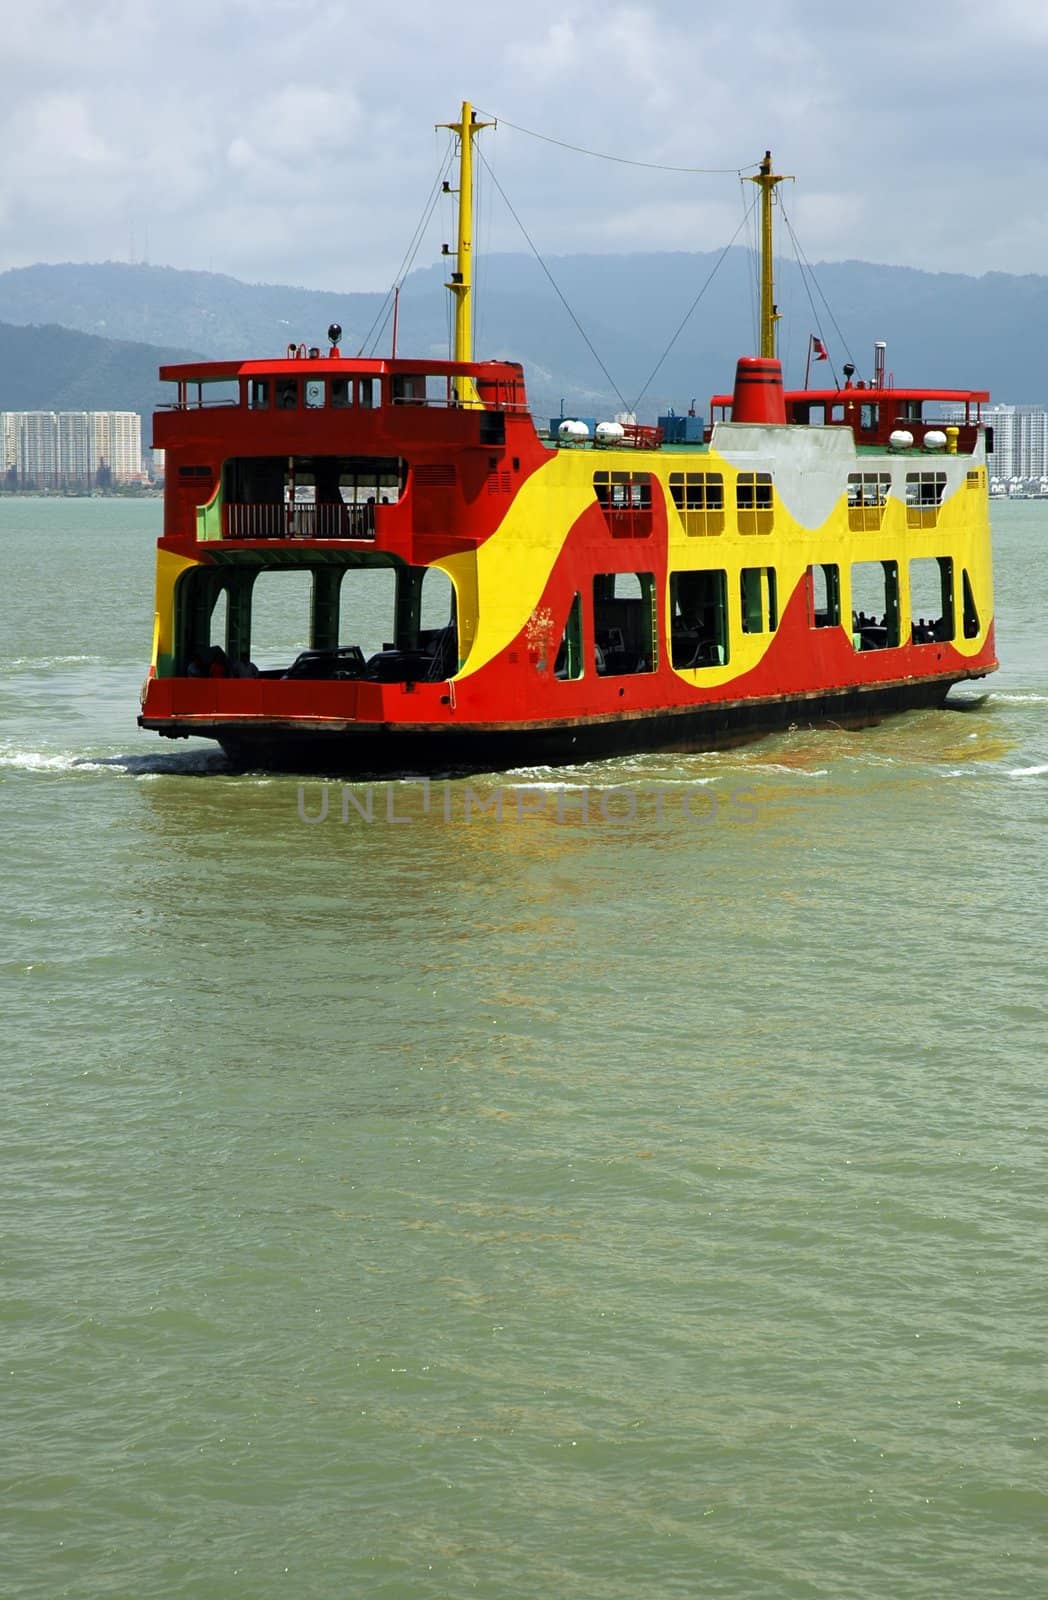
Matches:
[[731, 357, 785, 424]]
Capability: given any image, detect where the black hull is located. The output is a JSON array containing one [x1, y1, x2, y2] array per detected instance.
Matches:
[[168, 673, 987, 778]]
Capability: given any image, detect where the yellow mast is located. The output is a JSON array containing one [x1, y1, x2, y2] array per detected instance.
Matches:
[[747, 151, 791, 360], [437, 101, 494, 384]]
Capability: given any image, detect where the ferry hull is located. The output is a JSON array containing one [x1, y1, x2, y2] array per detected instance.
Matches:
[[146, 670, 985, 777]]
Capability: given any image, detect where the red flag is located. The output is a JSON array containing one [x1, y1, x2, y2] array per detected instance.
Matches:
[[811, 336, 828, 361]]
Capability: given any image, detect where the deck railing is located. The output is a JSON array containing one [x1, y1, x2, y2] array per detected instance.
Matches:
[[224, 502, 378, 540]]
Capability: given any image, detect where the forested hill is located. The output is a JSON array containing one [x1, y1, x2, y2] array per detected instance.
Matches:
[[2, 252, 1047, 423], [0, 320, 204, 421]]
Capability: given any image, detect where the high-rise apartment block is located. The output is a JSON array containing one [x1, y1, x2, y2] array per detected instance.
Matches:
[[984, 405, 1048, 486], [0, 410, 145, 488]]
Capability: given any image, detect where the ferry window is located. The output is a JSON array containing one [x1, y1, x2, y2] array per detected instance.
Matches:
[[275, 378, 298, 410], [905, 470, 947, 527], [830, 404, 845, 422], [593, 471, 653, 538], [392, 374, 426, 405], [286, 474, 317, 539], [593, 472, 652, 509], [669, 471, 724, 536], [341, 456, 404, 522], [178, 464, 213, 480], [850, 560, 900, 650], [740, 566, 777, 633], [962, 569, 981, 638], [330, 379, 352, 409], [909, 557, 955, 643], [593, 571, 656, 675], [966, 470, 982, 489], [358, 377, 376, 409], [221, 454, 405, 539], [305, 379, 325, 409], [479, 410, 506, 447], [249, 380, 270, 410], [808, 563, 841, 628], [391, 374, 447, 406], [860, 404, 880, 431], [192, 378, 238, 408], [669, 570, 729, 668], [847, 472, 891, 531], [554, 593, 584, 680], [736, 472, 773, 535], [898, 399, 923, 422]]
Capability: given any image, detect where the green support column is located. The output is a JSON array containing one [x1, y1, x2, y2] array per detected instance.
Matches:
[[227, 570, 255, 665], [197, 571, 224, 659], [564, 593, 582, 679], [395, 566, 424, 650], [311, 567, 342, 651], [882, 560, 900, 647]]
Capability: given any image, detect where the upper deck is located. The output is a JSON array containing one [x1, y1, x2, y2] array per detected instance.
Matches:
[[154, 350, 544, 551], [709, 381, 990, 455], [156, 352, 528, 445]]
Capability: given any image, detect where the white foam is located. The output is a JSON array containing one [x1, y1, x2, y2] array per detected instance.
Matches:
[[988, 693, 1048, 704], [6, 654, 104, 668], [0, 746, 228, 777], [743, 763, 830, 777], [0, 749, 86, 772], [508, 780, 601, 792], [1007, 764, 1048, 778]]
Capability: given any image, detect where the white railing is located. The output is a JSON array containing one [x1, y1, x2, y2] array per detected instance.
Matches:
[[225, 502, 377, 540]]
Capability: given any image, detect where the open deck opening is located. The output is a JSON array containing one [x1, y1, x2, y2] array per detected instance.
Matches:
[[173, 556, 458, 683]]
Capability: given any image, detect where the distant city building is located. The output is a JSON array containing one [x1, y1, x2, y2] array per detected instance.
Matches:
[[1, 411, 19, 478], [937, 401, 1048, 493], [57, 412, 93, 490], [0, 411, 144, 488], [18, 412, 60, 489], [984, 405, 1048, 487]]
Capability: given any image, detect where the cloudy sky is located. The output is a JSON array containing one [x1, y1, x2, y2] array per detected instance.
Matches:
[[1, 0, 1045, 292]]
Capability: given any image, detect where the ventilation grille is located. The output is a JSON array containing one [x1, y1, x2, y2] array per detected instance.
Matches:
[[414, 464, 456, 488]]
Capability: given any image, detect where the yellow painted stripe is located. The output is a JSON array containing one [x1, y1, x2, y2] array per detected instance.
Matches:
[[153, 548, 200, 672]]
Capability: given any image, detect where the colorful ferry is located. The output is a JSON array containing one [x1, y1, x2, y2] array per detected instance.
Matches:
[[138, 109, 996, 773]]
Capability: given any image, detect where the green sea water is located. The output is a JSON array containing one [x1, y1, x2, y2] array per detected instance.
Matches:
[[2, 497, 1046, 1599]]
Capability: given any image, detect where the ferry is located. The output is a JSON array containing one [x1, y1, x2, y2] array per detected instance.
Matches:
[[138, 107, 997, 773]]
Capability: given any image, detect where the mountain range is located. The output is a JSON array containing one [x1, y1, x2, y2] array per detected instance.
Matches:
[[1, 253, 1046, 430]]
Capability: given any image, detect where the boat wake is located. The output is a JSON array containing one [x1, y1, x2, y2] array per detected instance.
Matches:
[[0, 746, 232, 777]]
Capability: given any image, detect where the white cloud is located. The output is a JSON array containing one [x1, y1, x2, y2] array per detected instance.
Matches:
[[510, 19, 579, 78], [0, 0, 1044, 286]]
